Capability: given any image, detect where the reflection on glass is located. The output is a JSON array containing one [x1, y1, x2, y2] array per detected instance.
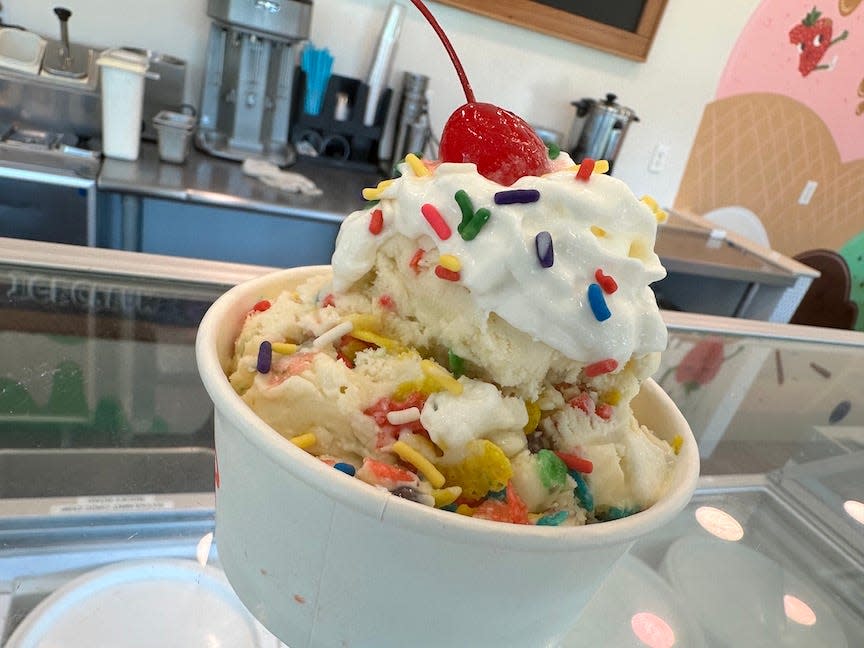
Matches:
[[630, 611, 676, 648], [196, 531, 214, 566], [783, 594, 817, 626], [694, 505, 744, 541], [843, 499, 864, 525]]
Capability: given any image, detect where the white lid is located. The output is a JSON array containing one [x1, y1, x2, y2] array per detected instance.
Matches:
[[96, 48, 149, 74], [5, 559, 283, 648]]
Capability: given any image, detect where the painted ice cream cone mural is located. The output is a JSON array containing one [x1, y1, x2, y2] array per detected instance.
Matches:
[[675, 1, 864, 330]]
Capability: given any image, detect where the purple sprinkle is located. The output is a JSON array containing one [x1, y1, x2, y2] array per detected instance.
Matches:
[[588, 283, 611, 321], [535, 231, 554, 268], [257, 340, 272, 373], [494, 189, 540, 205]]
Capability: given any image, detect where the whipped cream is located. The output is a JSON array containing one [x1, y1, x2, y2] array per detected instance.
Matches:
[[332, 159, 667, 366]]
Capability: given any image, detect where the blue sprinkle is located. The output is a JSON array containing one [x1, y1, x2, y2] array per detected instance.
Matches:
[[487, 488, 507, 501], [537, 510, 568, 526], [333, 462, 356, 476], [535, 231, 554, 268], [441, 503, 459, 512], [598, 506, 639, 521], [494, 189, 540, 205], [569, 469, 594, 513], [256, 341, 272, 373], [587, 283, 611, 321]]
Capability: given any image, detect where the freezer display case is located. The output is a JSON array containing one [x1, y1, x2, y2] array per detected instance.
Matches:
[[1, 237, 862, 647]]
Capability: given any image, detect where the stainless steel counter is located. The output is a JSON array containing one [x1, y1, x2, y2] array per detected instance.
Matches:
[[98, 142, 383, 224]]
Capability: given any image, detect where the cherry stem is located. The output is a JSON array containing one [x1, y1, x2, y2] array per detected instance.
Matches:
[[409, 0, 475, 104]]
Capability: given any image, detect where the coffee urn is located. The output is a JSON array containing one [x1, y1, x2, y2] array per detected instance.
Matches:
[[566, 93, 638, 173]]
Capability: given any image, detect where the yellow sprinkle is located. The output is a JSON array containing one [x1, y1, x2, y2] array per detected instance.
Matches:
[[399, 432, 441, 461], [594, 159, 610, 174], [351, 329, 402, 352], [346, 313, 381, 331], [421, 359, 463, 395], [456, 504, 475, 516], [405, 153, 430, 177], [361, 179, 395, 201], [641, 195, 660, 212], [671, 434, 683, 455], [290, 432, 317, 450], [432, 486, 462, 508], [655, 209, 668, 224], [271, 342, 298, 355], [438, 254, 461, 272], [629, 239, 649, 260], [590, 225, 607, 238], [602, 389, 621, 406], [392, 440, 446, 488], [523, 400, 541, 434]]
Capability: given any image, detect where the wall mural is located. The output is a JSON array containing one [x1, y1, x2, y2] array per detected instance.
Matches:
[[675, 0, 864, 330]]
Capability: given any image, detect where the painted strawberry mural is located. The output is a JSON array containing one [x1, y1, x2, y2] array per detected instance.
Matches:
[[789, 6, 849, 76]]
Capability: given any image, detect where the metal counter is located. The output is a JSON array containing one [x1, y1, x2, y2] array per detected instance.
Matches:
[[1, 239, 862, 646]]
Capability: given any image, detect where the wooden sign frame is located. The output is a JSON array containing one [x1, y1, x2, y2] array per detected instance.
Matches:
[[435, 0, 669, 62]]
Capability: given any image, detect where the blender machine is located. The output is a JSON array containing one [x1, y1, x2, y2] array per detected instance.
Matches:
[[196, 0, 312, 166]]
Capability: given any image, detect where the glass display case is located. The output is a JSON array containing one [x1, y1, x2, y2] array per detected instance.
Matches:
[[1, 237, 862, 647]]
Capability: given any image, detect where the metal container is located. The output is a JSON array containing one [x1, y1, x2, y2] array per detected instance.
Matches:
[[206, 0, 312, 40], [566, 93, 639, 172]]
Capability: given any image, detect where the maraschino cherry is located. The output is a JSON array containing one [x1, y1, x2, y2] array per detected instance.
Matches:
[[409, 0, 551, 186]]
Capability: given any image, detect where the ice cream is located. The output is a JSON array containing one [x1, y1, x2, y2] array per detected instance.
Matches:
[[227, 150, 678, 526]]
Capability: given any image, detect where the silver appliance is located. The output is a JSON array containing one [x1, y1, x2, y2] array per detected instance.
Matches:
[[196, 0, 312, 166], [566, 93, 639, 173]]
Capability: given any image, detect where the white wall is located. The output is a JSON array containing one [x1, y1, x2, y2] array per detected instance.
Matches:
[[4, 0, 758, 206]]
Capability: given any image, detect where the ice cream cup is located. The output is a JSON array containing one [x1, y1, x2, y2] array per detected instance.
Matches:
[[196, 266, 700, 648]]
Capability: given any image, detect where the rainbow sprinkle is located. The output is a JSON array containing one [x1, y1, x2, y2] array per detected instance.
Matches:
[[435, 265, 460, 282], [460, 208, 490, 241], [368, 208, 383, 235], [257, 341, 272, 373], [575, 158, 595, 181], [421, 203, 451, 240], [290, 432, 317, 450], [594, 268, 618, 294], [362, 179, 394, 201], [312, 321, 354, 348], [494, 189, 540, 205], [391, 440, 446, 488], [438, 254, 461, 272], [454, 190, 474, 232], [535, 231, 554, 268], [271, 342, 298, 355], [585, 358, 619, 377], [587, 283, 611, 321], [334, 462, 356, 476], [405, 153, 430, 177]]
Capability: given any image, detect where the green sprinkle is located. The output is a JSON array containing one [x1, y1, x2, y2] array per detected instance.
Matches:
[[569, 469, 594, 513], [460, 208, 490, 241], [537, 510, 568, 526], [454, 190, 475, 233], [536, 449, 568, 490], [546, 141, 561, 160], [448, 349, 465, 378]]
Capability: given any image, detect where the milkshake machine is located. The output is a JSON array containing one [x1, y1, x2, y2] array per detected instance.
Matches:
[[196, 0, 312, 165]]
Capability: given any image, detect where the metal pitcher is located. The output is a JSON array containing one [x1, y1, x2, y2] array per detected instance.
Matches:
[[566, 93, 639, 172]]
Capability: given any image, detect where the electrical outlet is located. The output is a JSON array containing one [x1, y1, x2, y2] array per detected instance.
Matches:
[[798, 180, 818, 205], [648, 144, 669, 173]]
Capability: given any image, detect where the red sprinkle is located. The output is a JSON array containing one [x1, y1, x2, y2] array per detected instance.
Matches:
[[252, 299, 271, 312], [378, 294, 395, 309], [576, 158, 596, 181], [409, 248, 425, 273], [321, 293, 336, 308], [596, 403, 614, 420], [421, 203, 452, 240], [368, 208, 384, 235], [435, 265, 461, 282], [568, 392, 595, 415], [585, 358, 619, 377], [555, 451, 594, 474], [595, 269, 618, 294]]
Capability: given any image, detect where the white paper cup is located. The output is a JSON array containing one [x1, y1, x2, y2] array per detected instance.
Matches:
[[196, 266, 700, 648]]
